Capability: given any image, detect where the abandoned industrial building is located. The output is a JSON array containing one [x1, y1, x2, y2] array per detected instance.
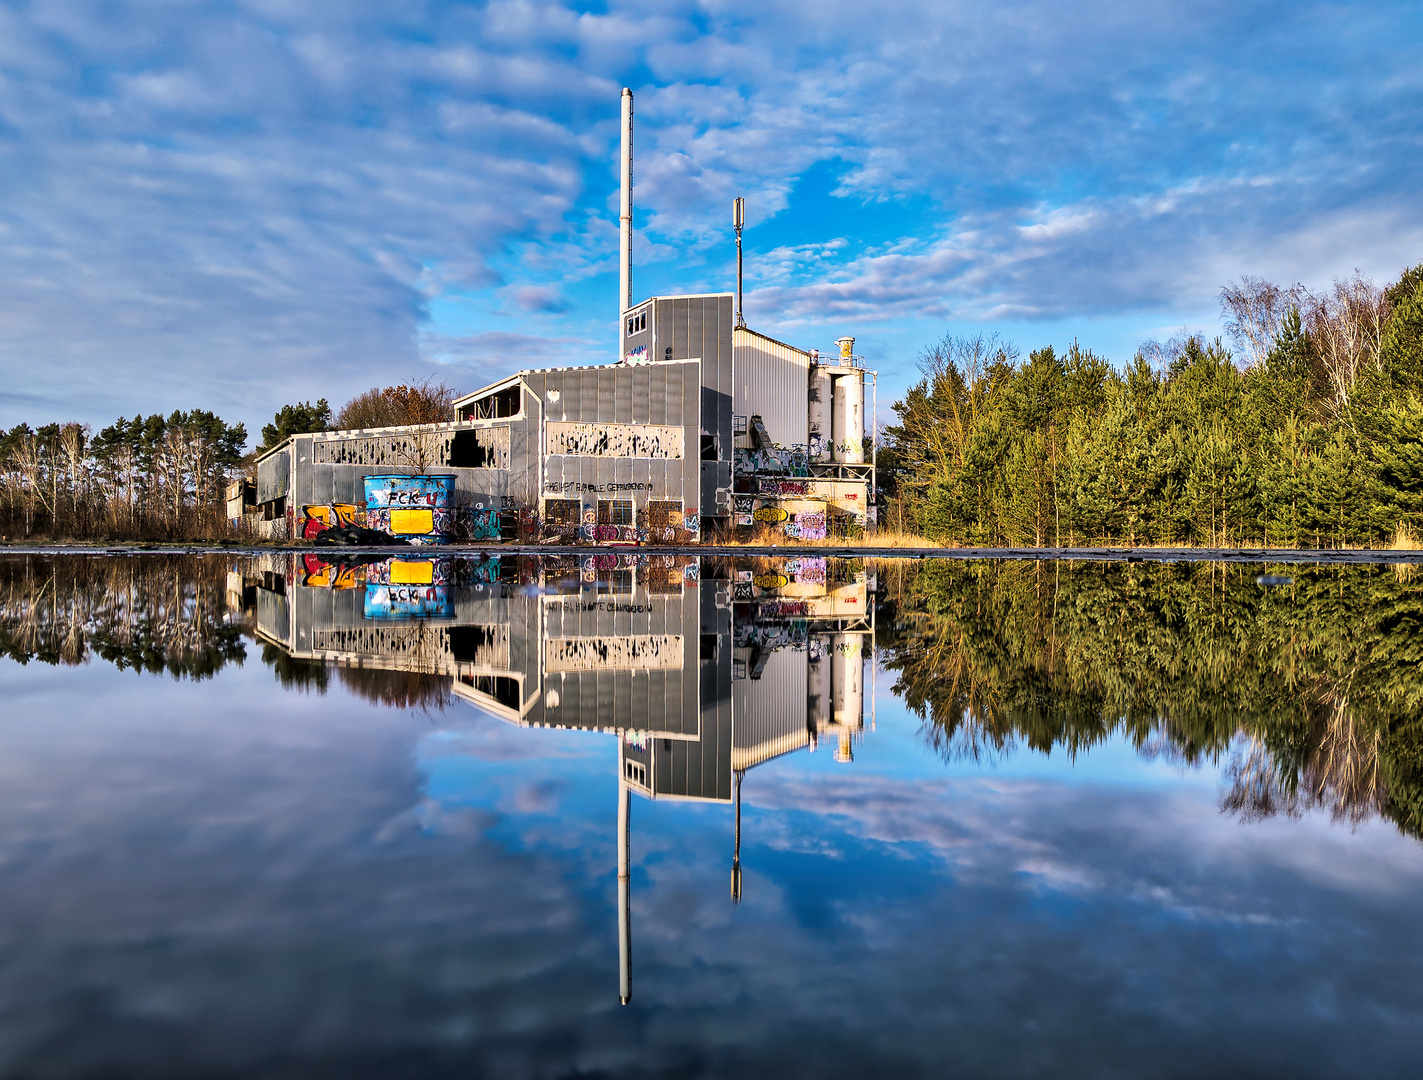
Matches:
[[247, 88, 876, 546]]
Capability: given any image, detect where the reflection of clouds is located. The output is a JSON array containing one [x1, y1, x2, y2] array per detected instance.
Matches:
[[1, 661, 1422, 1075]]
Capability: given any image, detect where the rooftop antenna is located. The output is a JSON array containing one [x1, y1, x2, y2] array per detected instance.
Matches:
[[619, 88, 634, 317], [731, 769, 745, 904], [733, 196, 746, 329]]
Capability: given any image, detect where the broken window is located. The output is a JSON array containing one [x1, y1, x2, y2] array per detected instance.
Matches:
[[460, 384, 521, 421], [597, 499, 633, 526], [544, 499, 581, 530]]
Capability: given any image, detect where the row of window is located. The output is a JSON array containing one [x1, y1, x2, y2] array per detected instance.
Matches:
[[544, 499, 687, 527], [625, 310, 648, 335]]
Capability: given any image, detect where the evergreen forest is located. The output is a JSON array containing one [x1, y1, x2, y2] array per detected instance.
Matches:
[[881, 266, 1423, 547]]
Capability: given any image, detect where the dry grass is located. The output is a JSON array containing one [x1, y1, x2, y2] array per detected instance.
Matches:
[[1389, 522, 1422, 551], [708, 525, 942, 549]]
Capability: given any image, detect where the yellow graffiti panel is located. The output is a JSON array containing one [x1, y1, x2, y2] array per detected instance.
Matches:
[[389, 560, 435, 585], [389, 508, 435, 535]]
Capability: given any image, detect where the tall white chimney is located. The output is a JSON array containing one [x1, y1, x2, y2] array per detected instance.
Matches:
[[619, 88, 634, 315]]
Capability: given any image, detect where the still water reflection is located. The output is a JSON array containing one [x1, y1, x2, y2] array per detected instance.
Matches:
[[0, 553, 1420, 1077]]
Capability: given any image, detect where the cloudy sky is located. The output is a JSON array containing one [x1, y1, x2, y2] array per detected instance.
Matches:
[[2, 1, 1420, 439]]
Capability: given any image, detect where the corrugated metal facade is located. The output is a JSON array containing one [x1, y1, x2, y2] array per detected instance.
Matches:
[[529, 360, 702, 521], [732, 328, 810, 450], [732, 647, 810, 770]]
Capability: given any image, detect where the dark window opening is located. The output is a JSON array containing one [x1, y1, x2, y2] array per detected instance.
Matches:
[[448, 626, 495, 664], [544, 499, 581, 530], [448, 429, 493, 467], [598, 499, 633, 526], [700, 634, 718, 660], [701, 435, 717, 461], [460, 385, 520, 421], [459, 673, 520, 711], [598, 570, 634, 594]]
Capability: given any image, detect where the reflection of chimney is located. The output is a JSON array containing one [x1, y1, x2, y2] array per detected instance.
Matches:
[[834, 730, 854, 764], [618, 764, 632, 1005], [730, 770, 744, 904]]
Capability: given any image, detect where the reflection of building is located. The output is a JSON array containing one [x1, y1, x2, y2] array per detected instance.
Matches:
[[238, 551, 875, 1003]]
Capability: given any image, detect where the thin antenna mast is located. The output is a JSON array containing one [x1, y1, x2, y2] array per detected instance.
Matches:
[[733, 196, 746, 329]]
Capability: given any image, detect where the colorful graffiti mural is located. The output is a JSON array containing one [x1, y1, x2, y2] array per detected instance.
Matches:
[[366, 558, 453, 586], [298, 502, 366, 540], [298, 553, 366, 589], [364, 474, 456, 543], [363, 585, 453, 619]]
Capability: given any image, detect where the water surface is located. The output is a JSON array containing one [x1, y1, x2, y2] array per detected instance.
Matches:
[[1, 553, 1420, 1078]]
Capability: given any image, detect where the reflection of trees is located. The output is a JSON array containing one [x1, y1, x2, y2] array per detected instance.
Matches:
[[879, 560, 1423, 841], [0, 555, 245, 678], [261, 642, 329, 693], [336, 667, 452, 711]]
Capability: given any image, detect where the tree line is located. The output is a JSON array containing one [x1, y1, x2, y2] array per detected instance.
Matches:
[[881, 265, 1423, 547], [0, 412, 248, 540], [0, 378, 457, 541]]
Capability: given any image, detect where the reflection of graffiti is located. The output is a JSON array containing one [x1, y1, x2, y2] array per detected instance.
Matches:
[[363, 585, 453, 619], [547, 422, 684, 459], [753, 572, 789, 590], [366, 558, 452, 586], [545, 635, 684, 672], [299, 554, 366, 589], [786, 557, 827, 584], [753, 505, 788, 524]]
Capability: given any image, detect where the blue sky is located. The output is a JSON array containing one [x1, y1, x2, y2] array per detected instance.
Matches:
[[1, 1, 1420, 439]]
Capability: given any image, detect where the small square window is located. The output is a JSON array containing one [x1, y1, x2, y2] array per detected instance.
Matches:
[[733, 414, 748, 436]]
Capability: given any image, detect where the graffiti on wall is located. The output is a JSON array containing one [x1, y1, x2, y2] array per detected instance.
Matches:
[[299, 503, 366, 539], [547, 422, 684, 459], [545, 635, 684, 672], [365, 474, 456, 543], [364, 585, 453, 619], [735, 496, 828, 540]]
